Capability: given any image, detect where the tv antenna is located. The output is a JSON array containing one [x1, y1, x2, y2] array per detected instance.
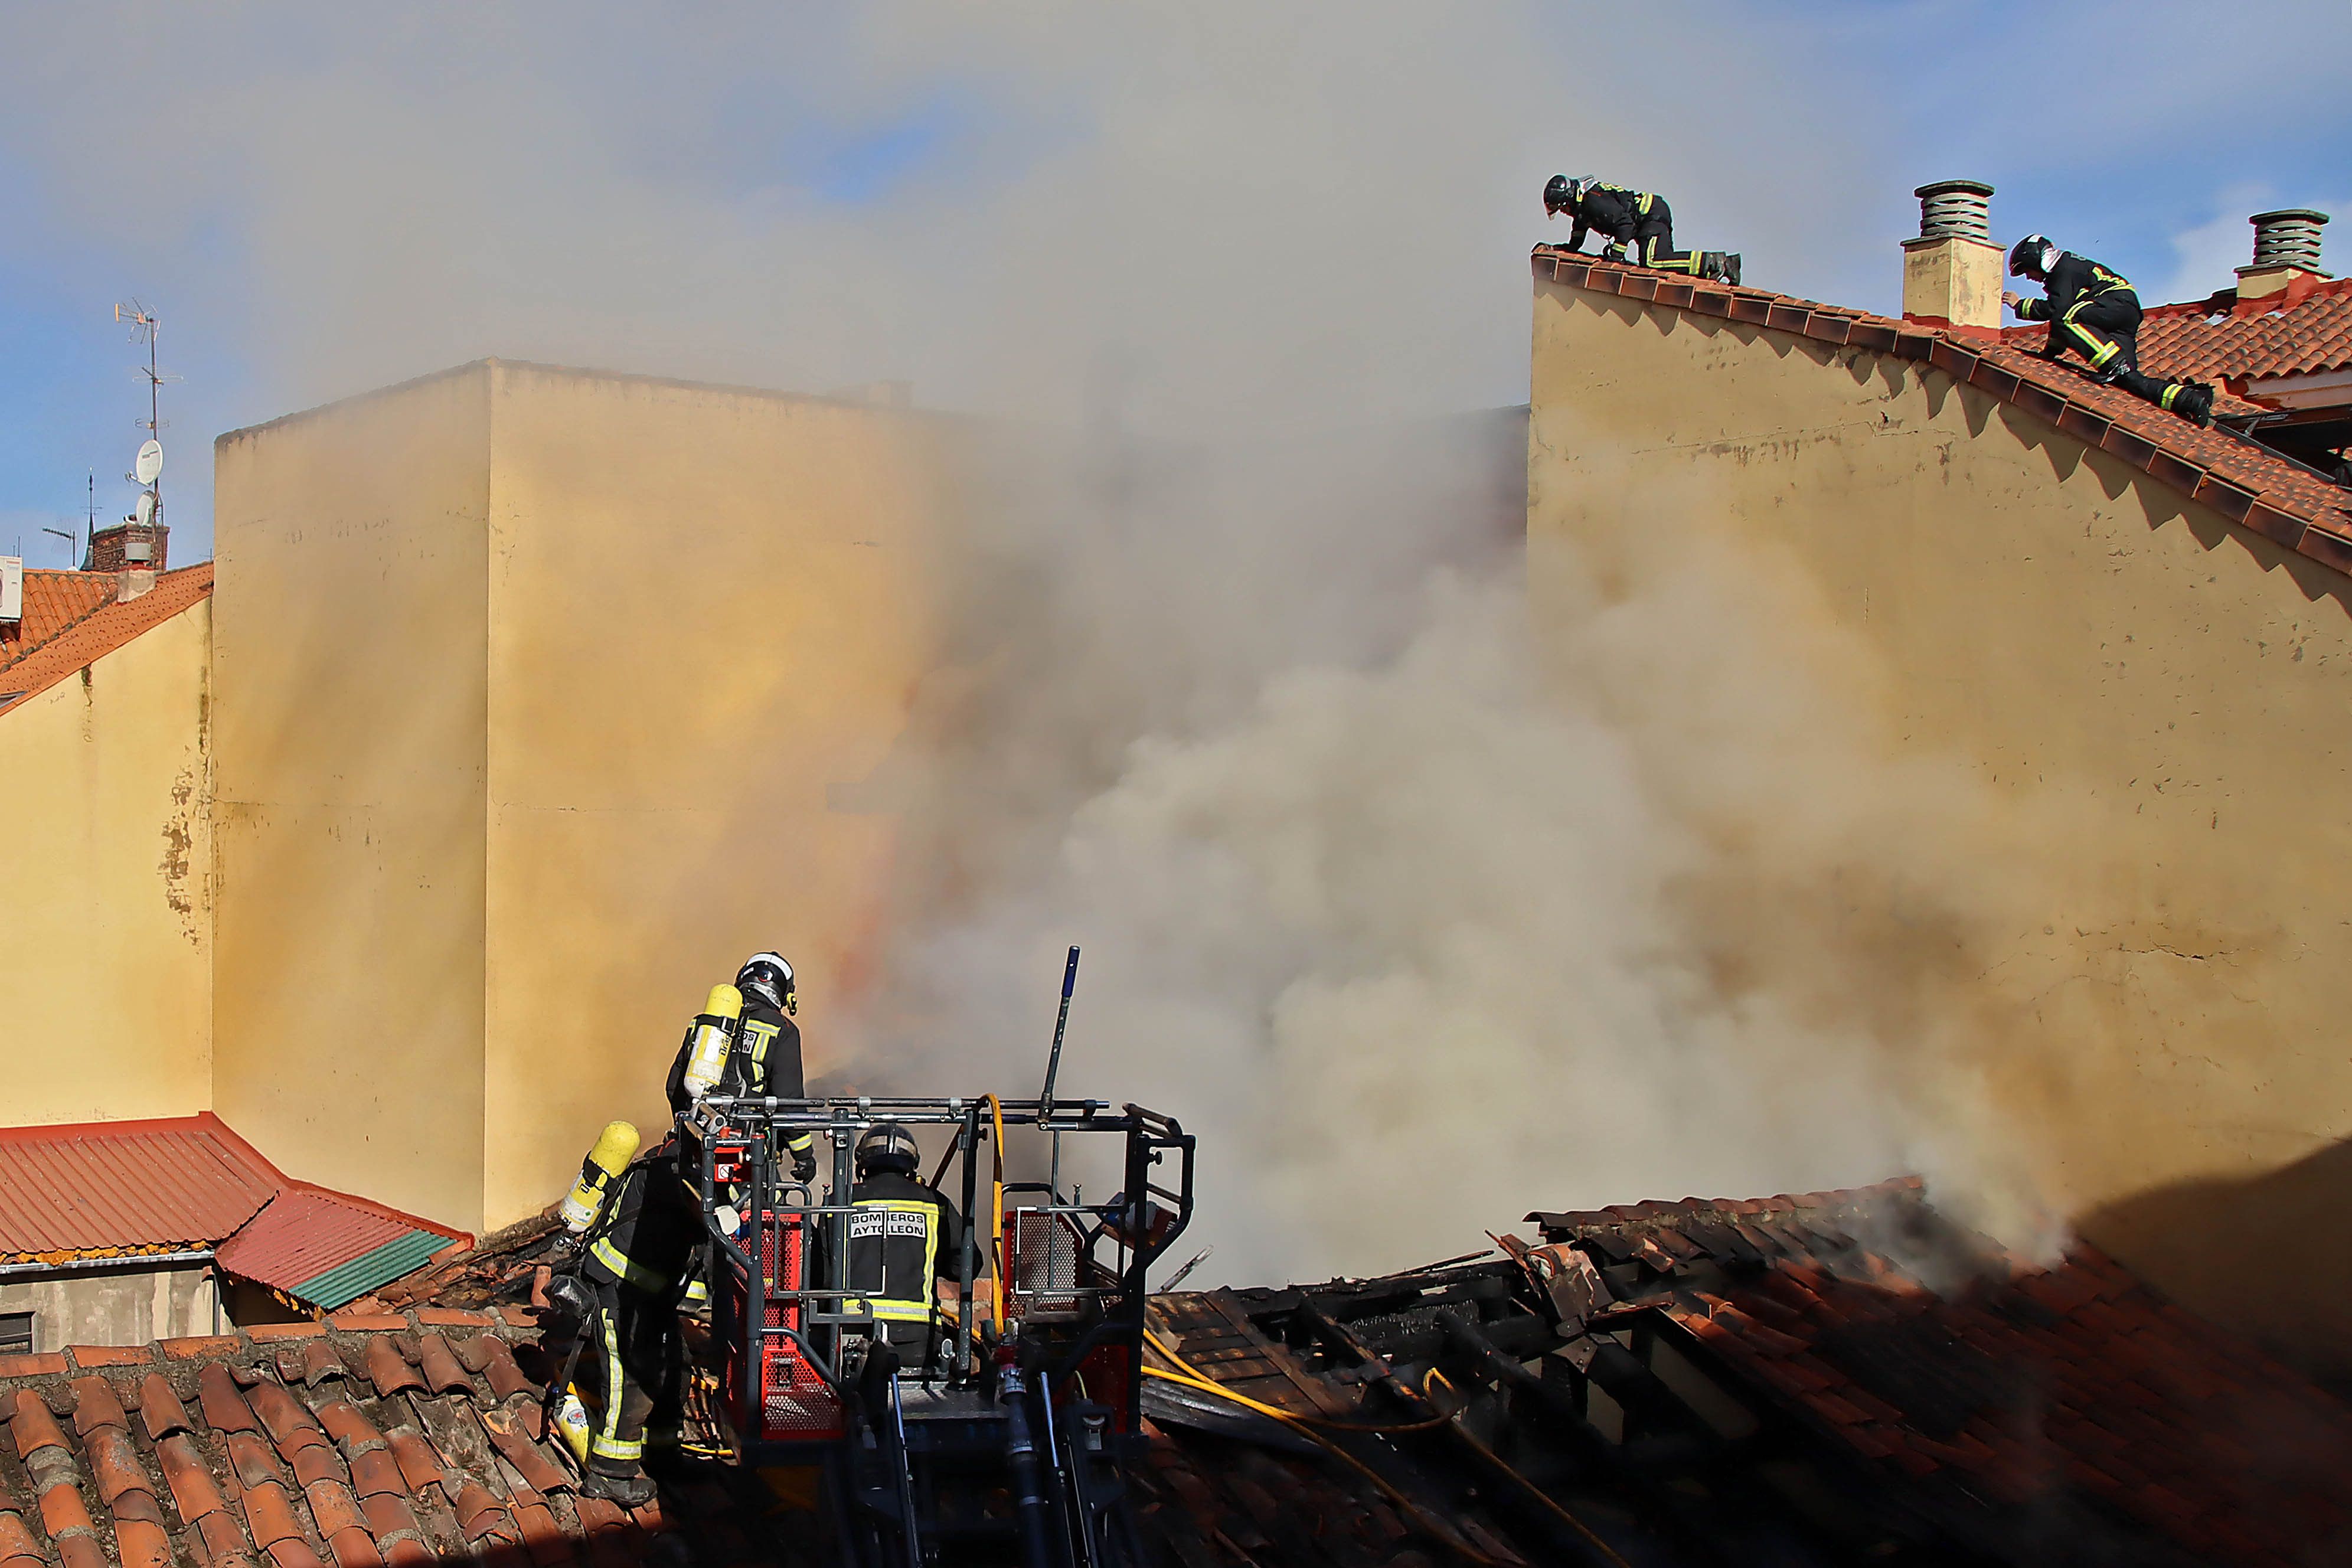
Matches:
[[115, 302, 178, 534]]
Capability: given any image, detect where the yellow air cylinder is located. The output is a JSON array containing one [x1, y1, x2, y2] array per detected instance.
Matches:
[[560, 1120, 641, 1233], [678, 983, 744, 1101]]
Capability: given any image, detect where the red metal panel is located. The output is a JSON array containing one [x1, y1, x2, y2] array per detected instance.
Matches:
[[212, 1191, 437, 1293], [0, 1115, 278, 1257]]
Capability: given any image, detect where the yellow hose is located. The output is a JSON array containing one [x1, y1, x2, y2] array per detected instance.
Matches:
[[1142, 1328, 1452, 1433], [982, 1093, 1007, 1329], [1142, 1326, 1632, 1568]]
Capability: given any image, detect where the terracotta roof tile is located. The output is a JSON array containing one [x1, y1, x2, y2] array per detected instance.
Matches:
[[1528, 1179, 2352, 1567], [1534, 250, 2352, 579], [0, 564, 211, 718], [2005, 275, 2352, 385]]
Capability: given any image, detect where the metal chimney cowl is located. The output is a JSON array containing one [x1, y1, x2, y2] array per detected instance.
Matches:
[[2239, 209, 2330, 299]]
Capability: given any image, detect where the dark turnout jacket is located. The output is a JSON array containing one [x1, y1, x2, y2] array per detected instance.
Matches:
[[2013, 251, 2136, 326]]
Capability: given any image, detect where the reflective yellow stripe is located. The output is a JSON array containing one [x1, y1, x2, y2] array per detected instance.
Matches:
[[681, 1276, 708, 1305], [2160, 383, 2183, 409], [1636, 192, 1653, 215], [590, 1307, 638, 1459], [590, 1236, 669, 1293], [850, 1198, 940, 1327], [741, 1018, 778, 1070]]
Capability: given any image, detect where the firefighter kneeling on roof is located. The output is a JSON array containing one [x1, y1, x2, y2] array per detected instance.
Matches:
[[835, 1123, 966, 1385], [552, 1120, 698, 1507], [1543, 174, 1740, 285], [2004, 234, 2214, 425]]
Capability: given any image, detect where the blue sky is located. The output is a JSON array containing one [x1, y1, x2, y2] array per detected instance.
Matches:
[[1, 1, 2344, 567]]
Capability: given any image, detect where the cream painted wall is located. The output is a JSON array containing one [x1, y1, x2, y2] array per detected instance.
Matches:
[[477, 363, 947, 1227], [211, 367, 492, 1230], [1527, 280, 2352, 1357], [0, 600, 213, 1123], [211, 362, 948, 1233]]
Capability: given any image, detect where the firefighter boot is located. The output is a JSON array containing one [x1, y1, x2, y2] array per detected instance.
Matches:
[[582, 1455, 656, 1508], [1703, 251, 1742, 286]]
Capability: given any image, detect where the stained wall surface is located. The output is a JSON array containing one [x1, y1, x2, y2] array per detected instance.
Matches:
[[0, 1263, 217, 1354], [0, 602, 213, 1123], [210, 366, 493, 1229], [210, 361, 949, 1233], [1527, 280, 2352, 1360], [477, 362, 948, 1227]]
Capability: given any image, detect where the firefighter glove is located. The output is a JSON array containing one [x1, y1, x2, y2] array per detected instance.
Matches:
[[793, 1151, 818, 1184]]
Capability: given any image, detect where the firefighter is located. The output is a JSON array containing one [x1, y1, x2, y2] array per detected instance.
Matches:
[[1544, 174, 1740, 285], [2004, 235, 2214, 425], [667, 950, 818, 1183], [839, 1122, 966, 1373], [559, 1127, 699, 1506]]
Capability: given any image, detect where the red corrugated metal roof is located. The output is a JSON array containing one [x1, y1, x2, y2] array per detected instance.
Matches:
[[0, 1113, 279, 1258], [214, 1187, 462, 1298]]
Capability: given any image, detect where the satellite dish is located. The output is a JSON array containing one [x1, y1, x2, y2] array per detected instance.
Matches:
[[134, 491, 157, 526], [135, 440, 164, 486]]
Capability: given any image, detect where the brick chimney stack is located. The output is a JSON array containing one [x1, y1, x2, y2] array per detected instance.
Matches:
[[1901, 179, 2001, 338], [86, 522, 168, 574], [2237, 209, 2330, 302]]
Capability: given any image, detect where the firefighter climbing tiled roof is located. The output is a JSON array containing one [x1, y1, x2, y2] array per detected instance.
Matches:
[[1533, 250, 2352, 576], [2007, 275, 2352, 385]]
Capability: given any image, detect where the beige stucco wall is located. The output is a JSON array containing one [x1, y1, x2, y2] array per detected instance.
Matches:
[[211, 361, 948, 1233], [0, 1262, 217, 1351], [1527, 279, 2352, 1361], [0, 599, 213, 1123], [211, 367, 492, 1229], [477, 363, 948, 1227]]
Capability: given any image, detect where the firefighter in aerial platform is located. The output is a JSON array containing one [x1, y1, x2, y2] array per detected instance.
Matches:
[[837, 1123, 967, 1381], [1544, 174, 1741, 285], [2004, 234, 2214, 425], [555, 1122, 698, 1506], [668, 951, 820, 1312]]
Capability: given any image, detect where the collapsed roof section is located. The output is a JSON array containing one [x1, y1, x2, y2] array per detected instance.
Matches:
[[5, 1177, 2348, 1567]]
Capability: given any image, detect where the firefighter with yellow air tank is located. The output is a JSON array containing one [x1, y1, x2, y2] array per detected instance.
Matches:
[[548, 948, 818, 1504], [554, 1119, 696, 1505]]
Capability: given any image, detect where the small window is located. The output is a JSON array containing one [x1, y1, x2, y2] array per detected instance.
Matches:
[[0, 1313, 32, 1357]]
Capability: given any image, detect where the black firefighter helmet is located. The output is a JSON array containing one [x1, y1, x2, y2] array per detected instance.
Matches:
[[855, 1122, 920, 1178], [2008, 234, 2059, 279], [736, 950, 795, 1015]]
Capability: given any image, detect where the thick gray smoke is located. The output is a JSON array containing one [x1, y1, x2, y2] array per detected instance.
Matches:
[[845, 425, 2060, 1286], [0, 4, 2089, 1280]]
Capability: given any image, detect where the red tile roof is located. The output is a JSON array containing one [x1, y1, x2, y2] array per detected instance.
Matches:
[[2005, 275, 2352, 387], [1533, 250, 2352, 578], [0, 1117, 278, 1261], [0, 566, 214, 718], [1527, 1177, 2352, 1567], [0, 1312, 700, 1568]]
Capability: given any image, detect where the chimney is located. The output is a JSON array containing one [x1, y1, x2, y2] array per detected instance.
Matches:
[[1901, 179, 2001, 338], [1, 556, 21, 644], [2237, 209, 2330, 301], [87, 522, 168, 574]]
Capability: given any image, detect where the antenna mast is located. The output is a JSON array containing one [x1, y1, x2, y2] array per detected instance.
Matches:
[[115, 302, 174, 537]]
